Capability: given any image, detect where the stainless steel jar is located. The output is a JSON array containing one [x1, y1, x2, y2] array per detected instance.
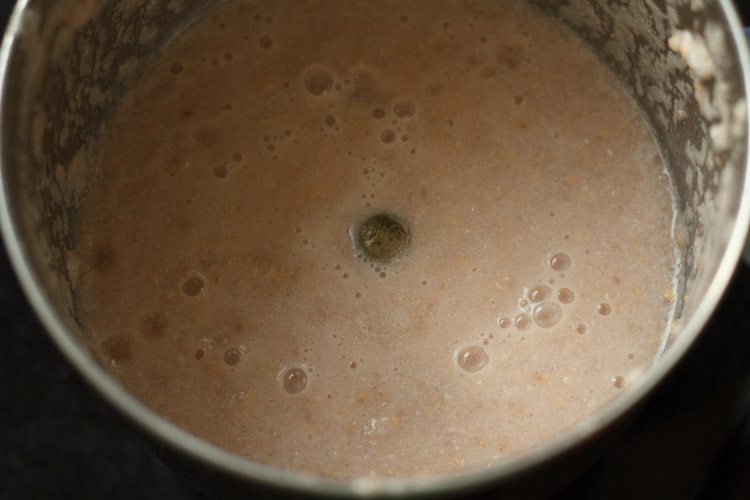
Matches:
[[1, 1, 748, 497]]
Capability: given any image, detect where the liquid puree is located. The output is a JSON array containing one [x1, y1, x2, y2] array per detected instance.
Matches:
[[78, 0, 679, 479]]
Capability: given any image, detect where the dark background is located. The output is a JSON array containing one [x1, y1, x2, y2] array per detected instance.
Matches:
[[2, 2, 750, 499]]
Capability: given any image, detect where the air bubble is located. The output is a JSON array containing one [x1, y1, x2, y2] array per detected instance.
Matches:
[[558, 288, 574, 303], [223, 347, 241, 366], [533, 302, 562, 328], [372, 108, 386, 119], [325, 115, 336, 127], [182, 276, 205, 296], [393, 99, 416, 119], [213, 165, 228, 178], [576, 323, 587, 334], [381, 129, 396, 143], [281, 367, 308, 394], [514, 313, 531, 330], [303, 66, 335, 96], [259, 35, 273, 49], [549, 253, 571, 271], [194, 348, 205, 360], [170, 62, 184, 75], [611, 375, 625, 389], [456, 345, 489, 372], [597, 303, 612, 315], [497, 317, 511, 329], [528, 284, 551, 303]]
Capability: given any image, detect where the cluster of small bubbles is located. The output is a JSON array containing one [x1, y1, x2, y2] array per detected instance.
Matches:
[[533, 302, 562, 328], [558, 288, 574, 303], [597, 303, 612, 315], [182, 276, 205, 297], [576, 323, 587, 334], [303, 66, 335, 96], [549, 252, 571, 272], [503, 252, 584, 332], [514, 313, 531, 330], [223, 347, 241, 366], [528, 284, 551, 303], [259, 35, 273, 49], [611, 375, 625, 389], [280, 367, 309, 394], [456, 345, 489, 372]]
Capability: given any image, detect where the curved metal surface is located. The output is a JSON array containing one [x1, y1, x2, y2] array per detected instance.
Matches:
[[0, 0, 748, 497]]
